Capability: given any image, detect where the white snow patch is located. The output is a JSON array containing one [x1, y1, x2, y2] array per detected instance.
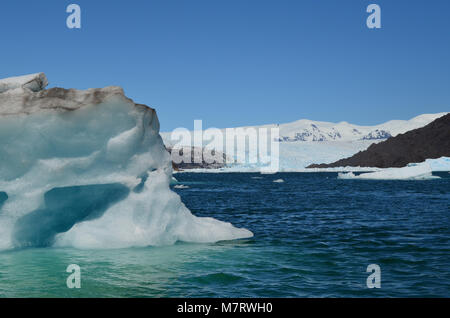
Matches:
[[174, 184, 190, 189], [0, 73, 48, 93]]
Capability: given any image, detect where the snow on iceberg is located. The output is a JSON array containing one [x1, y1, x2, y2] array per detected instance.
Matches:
[[0, 74, 252, 250], [0, 73, 48, 93], [338, 163, 439, 180]]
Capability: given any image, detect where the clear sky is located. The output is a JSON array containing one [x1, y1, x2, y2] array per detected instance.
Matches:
[[0, 0, 449, 131]]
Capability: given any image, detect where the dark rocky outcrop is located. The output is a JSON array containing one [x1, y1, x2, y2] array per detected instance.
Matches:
[[307, 113, 450, 168], [166, 146, 227, 170]]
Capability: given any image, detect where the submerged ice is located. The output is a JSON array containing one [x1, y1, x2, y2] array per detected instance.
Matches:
[[0, 73, 252, 250]]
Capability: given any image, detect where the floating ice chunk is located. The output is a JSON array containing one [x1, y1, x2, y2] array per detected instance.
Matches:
[[338, 163, 439, 180], [0, 73, 48, 93], [174, 184, 189, 189], [337, 172, 356, 179], [273, 179, 285, 183]]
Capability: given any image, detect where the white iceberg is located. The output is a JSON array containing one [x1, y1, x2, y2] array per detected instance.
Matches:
[[174, 184, 190, 189], [338, 163, 439, 180], [0, 73, 252, 250]]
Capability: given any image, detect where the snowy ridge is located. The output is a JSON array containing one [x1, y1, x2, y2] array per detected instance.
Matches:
[[267, 113, 447, 142], [162, 113, 447, 171], [163, 112, 447, 146]]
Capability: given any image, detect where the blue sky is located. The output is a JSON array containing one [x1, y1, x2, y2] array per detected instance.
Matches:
[[0, 0, 449, 131]]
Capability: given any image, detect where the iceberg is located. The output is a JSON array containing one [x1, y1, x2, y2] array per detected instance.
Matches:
[[337, 163, 439, 180], [0, 73, 252, 250], [174, 184, 190, 189]]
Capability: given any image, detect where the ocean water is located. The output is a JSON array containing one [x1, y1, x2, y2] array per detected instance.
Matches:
[[0, 172, 449, 297]]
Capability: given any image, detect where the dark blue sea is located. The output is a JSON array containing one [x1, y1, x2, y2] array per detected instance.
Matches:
[[0, 172, 449, 297]]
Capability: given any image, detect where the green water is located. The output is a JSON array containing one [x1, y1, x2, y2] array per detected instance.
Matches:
[[0, 172, 449, 297]]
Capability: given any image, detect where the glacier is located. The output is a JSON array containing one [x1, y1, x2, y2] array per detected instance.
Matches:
[[337, 163, 439, 180], [0, 73, 252, 250], [424, 157, 450, 172], [162, 113, 447, 172]]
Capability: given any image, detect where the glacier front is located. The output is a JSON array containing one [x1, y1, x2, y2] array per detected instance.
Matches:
[[0, 73, 252, 250], [161, 112, 447, 172], [337, 163, 438, 180]]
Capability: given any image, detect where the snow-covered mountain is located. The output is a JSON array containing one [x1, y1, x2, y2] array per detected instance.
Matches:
[[254, 113, 447, 143], [162, 112, 448, 171], [309, 113, 450, 169]]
